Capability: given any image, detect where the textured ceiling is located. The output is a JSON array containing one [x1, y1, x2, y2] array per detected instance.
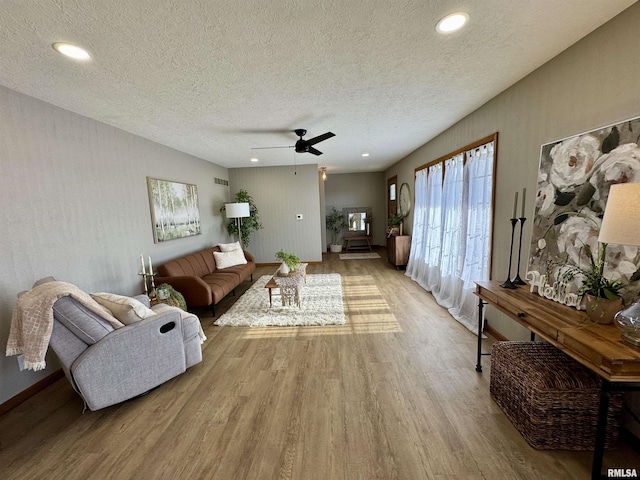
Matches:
[[0, 1, 635, 173]]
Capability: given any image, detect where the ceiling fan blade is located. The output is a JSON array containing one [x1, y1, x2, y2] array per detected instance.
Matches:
[[308, 146, 323, 156], [251, 145, 294, 150], [306, 132, 335, 146]]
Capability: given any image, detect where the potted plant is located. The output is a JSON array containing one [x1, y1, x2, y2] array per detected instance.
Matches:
[[275, 249, 301, 275], [326, 206, 348, 253], [219, 189, 263, 247], [388, 213, 405, 236], [558, 242, 624, 324]]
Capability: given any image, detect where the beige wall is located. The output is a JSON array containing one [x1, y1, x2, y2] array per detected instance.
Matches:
[[324, 172, 386, 248], [228, 165, 323, 264], [386, 3, 640, 341], [0, 85, 232, 404]]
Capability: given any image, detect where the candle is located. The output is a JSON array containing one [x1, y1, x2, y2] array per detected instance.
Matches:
[[140, 254, 146, 274], [521, 188, 526, 218], [512, 191, 518, 219], [148, 255, 153, 275]]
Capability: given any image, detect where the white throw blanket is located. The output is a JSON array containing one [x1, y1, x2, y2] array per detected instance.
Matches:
[[6, 281, 122, 371]]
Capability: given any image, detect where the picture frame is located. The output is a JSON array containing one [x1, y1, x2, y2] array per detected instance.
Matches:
[[147, 177, 201, 243], [527, 115, 640, 306]]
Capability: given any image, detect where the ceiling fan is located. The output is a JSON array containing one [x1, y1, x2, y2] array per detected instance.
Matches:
[[252, 129, 335, 156]]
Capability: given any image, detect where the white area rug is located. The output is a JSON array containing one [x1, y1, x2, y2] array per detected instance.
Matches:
[[214, 274, 345, 327], [339, 252, 381, 260]]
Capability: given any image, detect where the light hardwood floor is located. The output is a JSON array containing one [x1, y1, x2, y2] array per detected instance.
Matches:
[[1, 251, 638, 479]]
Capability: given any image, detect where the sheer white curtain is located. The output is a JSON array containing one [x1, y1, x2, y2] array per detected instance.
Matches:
[[406, 163, 443, 292], [433, 154, 464, 308], [406, 142, 494, 334], [448, 143, 494, 331]]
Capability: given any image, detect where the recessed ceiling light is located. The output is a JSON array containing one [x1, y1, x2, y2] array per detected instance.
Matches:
[[436, 12, 469, 34], [250, 157, 259, 162], [362, 152, 370, 157], [52, 42, 91, 60]]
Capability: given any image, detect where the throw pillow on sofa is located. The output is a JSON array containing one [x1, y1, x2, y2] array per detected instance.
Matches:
[[213, 249, 247, 269], [91, 293, 156, 325], [218, 241, 242, 252]]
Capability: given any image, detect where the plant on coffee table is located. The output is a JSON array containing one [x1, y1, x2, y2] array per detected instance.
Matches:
[[275, 249, 301, 275]]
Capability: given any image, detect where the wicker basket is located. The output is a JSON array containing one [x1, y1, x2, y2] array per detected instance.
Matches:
[[490, 341, 623, 450]]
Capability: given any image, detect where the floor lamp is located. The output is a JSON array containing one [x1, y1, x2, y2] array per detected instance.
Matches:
[[225, 202, 250, 249], [598, 183, 640, 346]]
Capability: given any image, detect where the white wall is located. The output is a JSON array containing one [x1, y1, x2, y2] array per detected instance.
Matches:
[[228, 165, 323, 264], [324, 172, 386, 248], [0, 85, 232, 404]]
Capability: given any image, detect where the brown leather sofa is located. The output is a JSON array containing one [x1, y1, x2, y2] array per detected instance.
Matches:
[[156, 246, 256, 316]]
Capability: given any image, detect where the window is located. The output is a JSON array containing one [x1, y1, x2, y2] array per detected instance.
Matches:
[[387, 175, 397, 218], [406, 133, 497, 332]]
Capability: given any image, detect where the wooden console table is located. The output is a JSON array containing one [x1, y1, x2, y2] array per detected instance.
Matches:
[[475, 281, 640, 480]]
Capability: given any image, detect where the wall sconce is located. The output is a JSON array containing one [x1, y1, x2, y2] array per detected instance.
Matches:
[[321, 167, 327, 181]]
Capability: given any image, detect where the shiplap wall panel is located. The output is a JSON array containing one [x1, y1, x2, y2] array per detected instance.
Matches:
[[228, 165, 322, 264]]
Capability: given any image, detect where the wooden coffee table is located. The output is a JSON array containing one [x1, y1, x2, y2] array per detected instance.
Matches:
[[265, 263, 308, 307]]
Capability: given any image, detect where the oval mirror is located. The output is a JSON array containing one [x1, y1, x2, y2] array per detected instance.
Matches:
[[399, 182, 412, 216]]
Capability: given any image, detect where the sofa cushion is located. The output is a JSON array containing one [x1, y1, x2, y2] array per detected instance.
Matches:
[[213, 249, 247, 269], [91, 293, 156, 325], [53, 297, 117, 345], [218, 241, 241, 252]]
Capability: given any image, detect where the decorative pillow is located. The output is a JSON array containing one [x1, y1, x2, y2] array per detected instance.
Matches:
[[90, 293, 156, 325], [213, 249, 247, 269], [218, 241, 242, 252]]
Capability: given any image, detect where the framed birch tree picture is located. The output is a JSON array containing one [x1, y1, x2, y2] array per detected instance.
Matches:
[[147, 177, 201, 243]]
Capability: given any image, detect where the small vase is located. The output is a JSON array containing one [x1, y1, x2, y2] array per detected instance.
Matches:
[[280, 262, 290, 276], [584, 294, 623, 325]]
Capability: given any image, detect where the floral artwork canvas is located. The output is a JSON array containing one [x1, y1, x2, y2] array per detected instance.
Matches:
[[527, 116, 640, 306]]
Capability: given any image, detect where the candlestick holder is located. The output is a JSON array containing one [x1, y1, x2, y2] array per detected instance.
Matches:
[[512, 217, 527, 285], [148, 272, 157, 299], [501, 218, 518, 289], [139, 272, 149, 295]]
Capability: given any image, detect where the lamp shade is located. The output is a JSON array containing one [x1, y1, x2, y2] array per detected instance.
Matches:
[[225, 202, 250, 219], [598, 183, 640, 247]]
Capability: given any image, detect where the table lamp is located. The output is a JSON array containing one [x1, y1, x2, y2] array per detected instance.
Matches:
[[598, 182, 640, 346], [225, 202, 250, 248]]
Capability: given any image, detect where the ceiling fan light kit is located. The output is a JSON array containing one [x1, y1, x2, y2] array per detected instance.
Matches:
[[252, 128, 335, 156]]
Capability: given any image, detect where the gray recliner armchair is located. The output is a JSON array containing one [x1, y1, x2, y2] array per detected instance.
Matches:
[[49, 294, 203, 411]]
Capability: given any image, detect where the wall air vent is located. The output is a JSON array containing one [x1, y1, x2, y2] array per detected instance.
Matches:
[[214, 177, 229, 186]]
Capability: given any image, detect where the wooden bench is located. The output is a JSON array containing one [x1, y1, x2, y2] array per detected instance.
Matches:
[[344, 235, 372, 252]]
